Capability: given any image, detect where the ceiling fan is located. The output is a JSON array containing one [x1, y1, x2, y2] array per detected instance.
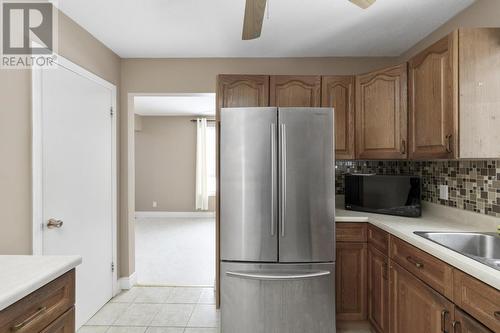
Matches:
[[242, 0, 376, 40]]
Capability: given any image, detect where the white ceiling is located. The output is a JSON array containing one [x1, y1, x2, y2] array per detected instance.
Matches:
[[57, 0, 474, 58], [134, 94, 216, 116]]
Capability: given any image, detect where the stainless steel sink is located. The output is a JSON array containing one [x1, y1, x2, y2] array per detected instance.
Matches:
[[414, 231, 500, 271]]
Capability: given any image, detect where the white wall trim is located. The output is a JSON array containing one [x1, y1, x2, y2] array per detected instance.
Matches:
[[32, 53, 119, 295], [118, 272, 137, 290], [135, 211, 215, 219]]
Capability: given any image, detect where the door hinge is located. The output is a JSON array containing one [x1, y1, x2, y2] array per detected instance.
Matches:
[[111, 262, 115, 272], [110, 106, 114, 117]]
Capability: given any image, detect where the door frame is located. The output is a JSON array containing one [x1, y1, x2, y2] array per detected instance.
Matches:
[[31, 53, 119, 295], [128, 92, 218, 289]]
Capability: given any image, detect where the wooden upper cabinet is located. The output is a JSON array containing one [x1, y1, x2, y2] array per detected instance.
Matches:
[[216, 75, 270, 118], [390, 263, 455, 333], [322, 76, 355, 160], [355, 64, 408, 160], [459, 28, 500, 159], [408, 32, 458, 159], [270, 75, 321, 107]]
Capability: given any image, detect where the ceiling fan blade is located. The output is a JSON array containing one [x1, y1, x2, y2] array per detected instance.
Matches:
[[349, 0, 376, 9], [242, 0, 267, 40]]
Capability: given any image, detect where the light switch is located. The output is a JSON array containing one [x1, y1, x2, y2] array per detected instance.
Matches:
[[439, 185, 449, 200], [152, 201, 158, 208]]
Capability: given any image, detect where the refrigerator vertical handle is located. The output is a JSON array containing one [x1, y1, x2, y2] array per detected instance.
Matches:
[[280, 123, 286, 238], [270, 123, 276, 236]]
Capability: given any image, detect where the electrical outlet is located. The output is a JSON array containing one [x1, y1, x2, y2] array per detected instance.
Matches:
[[152, 201, 157, 208], [439, 185, 449, 200]]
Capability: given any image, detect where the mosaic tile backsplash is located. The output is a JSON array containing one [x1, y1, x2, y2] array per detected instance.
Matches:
[[335, 160, 500, 217]]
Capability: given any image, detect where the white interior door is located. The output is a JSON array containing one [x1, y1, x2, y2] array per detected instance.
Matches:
[[36, 61, 115, 328]]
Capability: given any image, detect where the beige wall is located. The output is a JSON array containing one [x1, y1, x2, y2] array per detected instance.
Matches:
[[0, 12, 120, 256], [135, 116, 215, 212], [398, 0, 500, 61]]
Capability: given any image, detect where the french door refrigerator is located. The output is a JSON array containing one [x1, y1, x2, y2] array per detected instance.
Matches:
[[220, 107, 335, 333]]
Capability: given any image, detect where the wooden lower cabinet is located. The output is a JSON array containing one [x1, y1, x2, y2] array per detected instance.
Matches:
[[335, 229, 498, 333], [453, 308, 493, 333], [0, 270, 75, 333], [336, 242, 367, 321], [368, 245, 389, 333], [390, 262, 454, 333]]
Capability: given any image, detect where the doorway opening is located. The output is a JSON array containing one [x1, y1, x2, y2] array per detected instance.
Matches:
[[133, 93, 216, 287]]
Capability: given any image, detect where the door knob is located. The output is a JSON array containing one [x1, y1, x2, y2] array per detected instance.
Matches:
[[47, 218, 64, 229]]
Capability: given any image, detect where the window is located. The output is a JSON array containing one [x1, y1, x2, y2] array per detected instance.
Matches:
[[206, 124, 216, 196]]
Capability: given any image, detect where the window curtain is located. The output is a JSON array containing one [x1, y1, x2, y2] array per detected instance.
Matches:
[[195, 118, 209, 210]]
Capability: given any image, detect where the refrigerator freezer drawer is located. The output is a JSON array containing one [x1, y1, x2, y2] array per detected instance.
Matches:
[[221, 262, 335, 333]]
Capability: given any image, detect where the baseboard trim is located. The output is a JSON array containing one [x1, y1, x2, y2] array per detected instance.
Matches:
[[135, 211, 215, 218], [118, 272, 137, 290]]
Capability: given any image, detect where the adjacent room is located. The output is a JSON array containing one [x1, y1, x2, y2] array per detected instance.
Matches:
[[134, 94, 217, 287]]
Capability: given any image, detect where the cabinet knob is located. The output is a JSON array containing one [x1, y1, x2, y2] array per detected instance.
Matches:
[[406, 256, 424, 269], [441, 309, 449, 333], [11, 307, 46, 331]]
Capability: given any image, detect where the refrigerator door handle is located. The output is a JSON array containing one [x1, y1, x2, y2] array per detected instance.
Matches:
[[280, 123, 287, 238], [270, 123, 276, 236], [226, 270, 330, 281]]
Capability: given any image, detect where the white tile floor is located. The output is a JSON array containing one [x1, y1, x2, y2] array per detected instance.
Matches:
[[80, 285, 373, 332], [135, 218, 215, 286], [79, 287, 218, 333]]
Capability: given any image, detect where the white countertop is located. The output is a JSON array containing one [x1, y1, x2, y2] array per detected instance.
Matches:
[[335, 198, 500, 290], [0, 255, 82, 311]]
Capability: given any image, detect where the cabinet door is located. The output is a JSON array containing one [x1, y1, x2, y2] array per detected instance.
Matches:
[[356, 64, 408, 160], [409, 32, 458, 159], [453, 308, 493, 333], [217, 75, 270, 117], [322, 76, 355, 159], [41, 307, 75, 333], [390, 263, 454, 333], [368, 245, 389, 333], [459, 28, 500, 158], [270, 75, 321, 107], [336, 242, 367, 321]]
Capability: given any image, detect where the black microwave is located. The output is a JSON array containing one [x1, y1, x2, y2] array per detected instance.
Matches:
[[344, 174, 422, 217]]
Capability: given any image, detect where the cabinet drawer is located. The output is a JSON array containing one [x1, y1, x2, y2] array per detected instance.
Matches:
[[336, 223, 367, 242], [0, 270, 75, 333], [390, 237, 453, 298], [41, 307, 75, 333], [453, 270, 500, 332], [367, 225, 389, 255], [454, 308, 493, 333]]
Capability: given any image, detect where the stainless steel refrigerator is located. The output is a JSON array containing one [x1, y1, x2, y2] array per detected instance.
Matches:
[[220, 107, 335, 333]]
